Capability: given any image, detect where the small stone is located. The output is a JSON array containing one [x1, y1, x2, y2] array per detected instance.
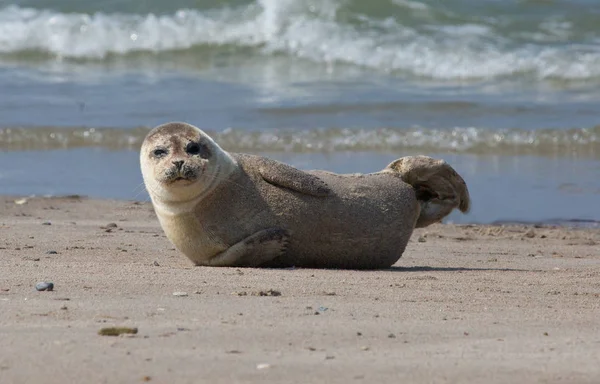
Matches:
[[105, 223, 118, 228], [14, 198, 28, 205], [35, 282, 54, 291], [417, 236, 427, 243], [256, 363, 271, 370], [543, 332, 549, 336], [325, 355, 335, 360], [356, 332, 362, 336], [41, 222, 51, 226], [46, 251, 58, 255], [360, 346, 370, 351], [172, 292, 188, 297], [153, 261, 160, 266], [141, 376, 152, 382], [60, 305, 68, 310], [524, 229, 535, 238], [388, 333, 396, 339]]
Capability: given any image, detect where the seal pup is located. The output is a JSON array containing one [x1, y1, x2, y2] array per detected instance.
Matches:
[[141, 122, 470, 269]]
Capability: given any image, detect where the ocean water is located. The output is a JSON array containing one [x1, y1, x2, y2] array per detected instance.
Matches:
[[0, 0, 599, 225]]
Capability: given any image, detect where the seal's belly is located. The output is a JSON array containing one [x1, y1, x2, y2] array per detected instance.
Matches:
[[270, 172, 418, 268], [189, 171, 418, 269]]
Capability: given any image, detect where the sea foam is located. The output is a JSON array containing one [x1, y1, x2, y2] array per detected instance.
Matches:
[[0, 1, 599, 81]]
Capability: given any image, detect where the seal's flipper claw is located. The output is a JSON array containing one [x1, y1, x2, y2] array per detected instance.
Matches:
[[207, 228, 290, 267], [385, 156, 470, 228], [256, 157, 331, 197]]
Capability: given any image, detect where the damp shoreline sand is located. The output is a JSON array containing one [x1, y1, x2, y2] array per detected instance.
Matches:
[[1, 195, 599, 383]]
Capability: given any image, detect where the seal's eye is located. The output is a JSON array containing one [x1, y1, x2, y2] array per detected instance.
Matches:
[[186, 142, 201, 155], [152, 148, 167, 158]]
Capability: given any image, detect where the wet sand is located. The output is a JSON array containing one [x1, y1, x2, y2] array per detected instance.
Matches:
[[1, 195, 599, 383]]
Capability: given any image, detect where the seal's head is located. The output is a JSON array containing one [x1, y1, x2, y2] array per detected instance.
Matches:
[[141, 122, 236, 207]]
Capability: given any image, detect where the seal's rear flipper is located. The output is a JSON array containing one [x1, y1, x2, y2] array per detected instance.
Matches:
[[207, 228, 290, 267], [384, 156, 471, 228]]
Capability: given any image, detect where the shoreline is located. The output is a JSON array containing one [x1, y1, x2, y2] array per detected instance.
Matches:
[[1, 195, 599, 383], [4, 194, 600, 229]]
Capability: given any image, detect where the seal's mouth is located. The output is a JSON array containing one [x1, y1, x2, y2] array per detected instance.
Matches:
[[166, 175, 195, 185]]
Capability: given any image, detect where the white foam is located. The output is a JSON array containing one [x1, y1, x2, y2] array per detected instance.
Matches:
[[0, 2, 599, 80], [1, 125, 599, 154]]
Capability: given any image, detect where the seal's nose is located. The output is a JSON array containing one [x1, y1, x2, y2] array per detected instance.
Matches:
[[172, 160, 184, 170]]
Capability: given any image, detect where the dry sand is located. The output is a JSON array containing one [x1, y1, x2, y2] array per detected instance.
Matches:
[[1, 195, 599, 384]]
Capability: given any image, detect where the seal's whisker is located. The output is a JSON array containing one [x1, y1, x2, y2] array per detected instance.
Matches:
[[132, 182, 150, 201]]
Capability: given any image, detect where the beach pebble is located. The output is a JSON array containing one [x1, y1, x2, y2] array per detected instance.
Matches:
[[41, 222, 51, 226], [153, 260, 160, 266], [46, 250, 58, 255], [35, 282, 54, 291], [256, 363, 271, 370], [173, 292, 188, 297]]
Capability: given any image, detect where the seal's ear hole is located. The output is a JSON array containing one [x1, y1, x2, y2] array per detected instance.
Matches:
[[152, 148, 168, 158]]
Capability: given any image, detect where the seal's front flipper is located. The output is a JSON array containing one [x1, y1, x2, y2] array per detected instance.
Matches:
[[207, 228, 290, 267], [257, 157, 331, 197]]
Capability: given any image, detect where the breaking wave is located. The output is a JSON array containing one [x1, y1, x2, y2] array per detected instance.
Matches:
[[1, 0, 600, 81]]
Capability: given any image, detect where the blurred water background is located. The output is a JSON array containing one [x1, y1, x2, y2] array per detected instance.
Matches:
[[0, 0, 599, 225]]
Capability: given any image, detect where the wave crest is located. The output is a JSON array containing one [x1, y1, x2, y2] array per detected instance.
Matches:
[[1, 1, 600, 81]]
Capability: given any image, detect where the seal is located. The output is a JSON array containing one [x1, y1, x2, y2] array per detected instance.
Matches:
[[141, 122, 471, 269]]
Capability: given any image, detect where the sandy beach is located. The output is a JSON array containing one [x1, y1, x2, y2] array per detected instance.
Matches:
[[0, 195, 599, 383]]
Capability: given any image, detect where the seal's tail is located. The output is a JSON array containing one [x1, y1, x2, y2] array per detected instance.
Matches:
[[385, 156, 471, 228]]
